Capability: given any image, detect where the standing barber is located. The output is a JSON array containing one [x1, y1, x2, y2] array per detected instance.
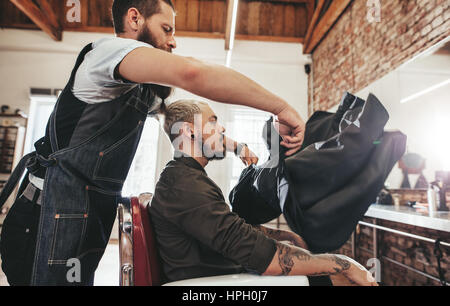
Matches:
[[0, 0, 305, 285]]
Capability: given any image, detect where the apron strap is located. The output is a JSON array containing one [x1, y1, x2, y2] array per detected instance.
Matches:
[[49, 43, 93, 152], [0, 152, 35, 209], [0, 151, 58, 209]]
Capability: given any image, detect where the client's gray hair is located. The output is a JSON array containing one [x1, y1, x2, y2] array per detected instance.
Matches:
[[159, 99, 207, 142]]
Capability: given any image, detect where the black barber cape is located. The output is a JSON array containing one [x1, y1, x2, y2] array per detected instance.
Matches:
[[229, 92, 407, 253]]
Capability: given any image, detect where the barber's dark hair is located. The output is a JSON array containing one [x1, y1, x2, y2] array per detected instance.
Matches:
[[112, 0, 174, 34], [149, 83, 173, 101]]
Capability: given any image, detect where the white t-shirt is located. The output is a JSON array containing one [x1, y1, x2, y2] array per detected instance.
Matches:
[[72, 37, 154, 103], [30, 37, 155, 190]]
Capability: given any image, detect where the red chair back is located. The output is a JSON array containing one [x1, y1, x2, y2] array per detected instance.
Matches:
[[131, 195, 162, 286]]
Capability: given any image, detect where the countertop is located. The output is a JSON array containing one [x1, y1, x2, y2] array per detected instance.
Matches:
[[365, 204, 450, 232]]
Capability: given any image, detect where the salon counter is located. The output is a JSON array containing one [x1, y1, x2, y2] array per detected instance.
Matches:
[[333, 204, 450, 285], [365, 204, 450, 232]]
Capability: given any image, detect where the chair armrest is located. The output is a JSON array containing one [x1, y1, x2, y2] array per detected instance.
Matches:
[[118, 198, 134, 286]]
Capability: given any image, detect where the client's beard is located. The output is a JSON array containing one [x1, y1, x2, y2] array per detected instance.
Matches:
[[202, 136, 227, 161], [137, 26, 174, 101]]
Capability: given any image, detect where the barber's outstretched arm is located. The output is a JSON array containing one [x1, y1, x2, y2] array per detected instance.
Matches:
[[119, 47, 305, 155], [263, 241, 378, 286]]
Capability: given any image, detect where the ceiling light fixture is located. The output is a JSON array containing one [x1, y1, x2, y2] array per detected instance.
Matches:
[[225, 0, 239, 67], [400, 78, 450, 104]]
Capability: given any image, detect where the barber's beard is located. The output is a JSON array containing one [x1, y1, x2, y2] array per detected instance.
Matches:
[[137, 26, 174, 100]]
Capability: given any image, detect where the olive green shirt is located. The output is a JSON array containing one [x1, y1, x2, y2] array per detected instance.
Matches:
[[148, 155, 277, 282]]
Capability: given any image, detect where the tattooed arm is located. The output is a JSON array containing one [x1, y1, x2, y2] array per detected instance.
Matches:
[[253, 225, 309, 249], [262, 241, 378, 286]]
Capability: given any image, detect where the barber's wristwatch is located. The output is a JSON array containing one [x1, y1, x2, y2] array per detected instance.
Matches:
[[234, 143, 248, 156]]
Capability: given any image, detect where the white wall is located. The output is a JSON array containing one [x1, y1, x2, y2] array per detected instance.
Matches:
[[0, 29, 309, 195], [0, 29, 109, 113]]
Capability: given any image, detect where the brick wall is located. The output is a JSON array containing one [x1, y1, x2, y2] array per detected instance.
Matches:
[[334, 217, 450, 286], [309, 0, 450, 112]]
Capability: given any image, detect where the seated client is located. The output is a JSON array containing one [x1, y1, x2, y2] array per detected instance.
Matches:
[[148, 99, 377, 286]]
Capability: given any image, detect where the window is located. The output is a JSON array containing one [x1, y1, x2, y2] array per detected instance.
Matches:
[[25, 96, 160, 197], [122, 118, 160, 196], [24, 95, 57, 154], [226, 107, 272, 194]]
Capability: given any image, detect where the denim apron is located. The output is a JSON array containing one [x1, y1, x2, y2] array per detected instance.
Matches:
[[1, 43, 156, 285]]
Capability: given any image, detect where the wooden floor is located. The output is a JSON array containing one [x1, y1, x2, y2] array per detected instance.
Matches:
[[0, 240, 120, 286], [94, 241, 120, 286]]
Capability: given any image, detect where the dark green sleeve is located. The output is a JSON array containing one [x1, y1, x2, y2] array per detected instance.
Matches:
[[159, 172, 277, 274]]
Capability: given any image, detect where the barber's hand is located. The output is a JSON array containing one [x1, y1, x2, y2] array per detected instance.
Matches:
[[274, 105, 305, 156], [337, 255, 379, 286], [239, 146, 258, 166]]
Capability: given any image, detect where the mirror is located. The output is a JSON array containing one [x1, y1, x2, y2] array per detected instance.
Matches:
[[356, 36, 450, 190]]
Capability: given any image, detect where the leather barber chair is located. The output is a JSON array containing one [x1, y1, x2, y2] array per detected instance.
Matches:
[[118, 193, 309, 286]]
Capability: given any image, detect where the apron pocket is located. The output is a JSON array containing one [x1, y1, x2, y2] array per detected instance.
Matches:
[[48, 213, 87, 265], [77, 188, 118, 274], [93, 122, 143, 184]]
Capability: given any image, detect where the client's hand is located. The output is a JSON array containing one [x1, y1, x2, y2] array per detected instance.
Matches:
[[337, 255, 379, 286], [239, 146, 259, 166]]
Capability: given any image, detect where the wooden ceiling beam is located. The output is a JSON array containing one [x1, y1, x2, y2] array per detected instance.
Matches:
[[303, 0, 325, 50], [202, 0, 309, 3], [242, 0, 309, 3], [0, 22, 304, 43], [306, 0, 314, 28], [9, 0, 62, 41], [303, 0, 352, 54], [36, 0, 61, 31]]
